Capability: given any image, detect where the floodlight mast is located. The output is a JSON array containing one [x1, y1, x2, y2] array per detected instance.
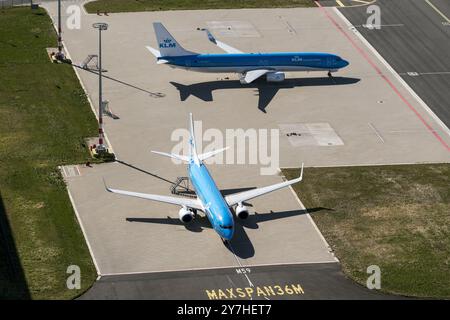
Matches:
[[55, 0, 65, 60], [92, 22, 108, 153]]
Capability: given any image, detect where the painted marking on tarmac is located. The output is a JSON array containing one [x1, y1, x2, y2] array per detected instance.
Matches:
[[334, 6, 450, 140], [336, 0, 345, 7], [368, 123, 385, 143], [228, 243, 255, 296], [400, 71, 450, 77], [205, 283, 304, 300], [100, 260, 338, 277], [425, 0, 450, 23], [352, 0, 372, 4], [315, 1, 450, 149], [356, 24, 404, 29], [66, 188, 101, 275]]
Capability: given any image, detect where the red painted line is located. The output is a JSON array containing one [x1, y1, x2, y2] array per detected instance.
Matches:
[[315, 1, 450, 152]]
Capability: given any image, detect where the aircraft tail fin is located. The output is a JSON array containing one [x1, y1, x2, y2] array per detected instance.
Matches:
[[189, 113, 201, 166], [153, 22, 197, 57], [151, 113, 202, 165]]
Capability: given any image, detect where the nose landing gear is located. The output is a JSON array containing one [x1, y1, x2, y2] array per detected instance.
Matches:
[[328, 71, 336, 84]]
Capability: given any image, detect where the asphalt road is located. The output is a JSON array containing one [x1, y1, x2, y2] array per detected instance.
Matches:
[[339, 0, 450, 130], [80, 262, 398, 300]]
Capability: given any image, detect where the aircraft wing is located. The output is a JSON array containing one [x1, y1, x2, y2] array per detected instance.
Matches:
[[203, 29, 243, 54], [243, 69, 271, 84], [225, 164, 304, 206], [105, 182, 204, 210]]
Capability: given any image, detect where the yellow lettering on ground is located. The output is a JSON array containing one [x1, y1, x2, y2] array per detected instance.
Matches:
[[245, 287, 254, 298], [218, 289, 228, 299], [256, 286, 267, 297], [205, 284, 305, 299], [236, 288, 246, 298], [206, 289, 218, 300], [274, 285, 284, 295], [292, 284, 305, 294], [264, 286, 275, 296]]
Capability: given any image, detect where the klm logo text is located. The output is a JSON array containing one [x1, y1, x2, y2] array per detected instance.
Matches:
[[160, 38, 176, 48]]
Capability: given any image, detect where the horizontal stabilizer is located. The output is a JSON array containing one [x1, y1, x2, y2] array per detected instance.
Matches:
[[198, 147, 229, 161], [151, 150, 190, 163], [146, 46, 161, 58]]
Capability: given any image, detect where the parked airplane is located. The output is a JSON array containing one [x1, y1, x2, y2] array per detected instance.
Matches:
[[105, 114, 304, 243], [146, 22, 349, 84]]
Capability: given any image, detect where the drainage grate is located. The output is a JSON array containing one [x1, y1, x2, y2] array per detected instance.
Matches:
[[279, 123, 344, 147]]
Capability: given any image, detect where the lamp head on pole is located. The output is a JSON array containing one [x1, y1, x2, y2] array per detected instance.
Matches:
[[92, 22, 108, 31]]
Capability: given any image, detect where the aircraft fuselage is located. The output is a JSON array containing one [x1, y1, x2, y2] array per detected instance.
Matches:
[[160, 52, 349, 74], [188, 161, 234, 240]]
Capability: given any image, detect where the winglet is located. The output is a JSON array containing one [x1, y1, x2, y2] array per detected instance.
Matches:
[[202, 28, 217, 44], [200, 27, 243, 54], [299, 163, 304, 181]]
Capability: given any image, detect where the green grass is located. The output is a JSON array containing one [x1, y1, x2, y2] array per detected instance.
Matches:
[[0, 7, 98, 299], [283, 164, 450, 299], [85, 0, 316, 13]]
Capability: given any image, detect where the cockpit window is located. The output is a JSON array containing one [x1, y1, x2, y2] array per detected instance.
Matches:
[[220, 225, 233, 229]]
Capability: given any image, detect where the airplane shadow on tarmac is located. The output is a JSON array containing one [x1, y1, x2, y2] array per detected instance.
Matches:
[[126, 207, 333, 259], [170, 76, 360, 113]]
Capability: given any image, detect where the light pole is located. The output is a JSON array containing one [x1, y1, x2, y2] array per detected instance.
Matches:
[[92, 22, 108, 153], [55, 0, 65, 60]]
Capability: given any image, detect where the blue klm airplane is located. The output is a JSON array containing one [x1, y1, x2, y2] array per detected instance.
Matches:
[[105, 114, 304, 243], [146, 22, 349, 84]]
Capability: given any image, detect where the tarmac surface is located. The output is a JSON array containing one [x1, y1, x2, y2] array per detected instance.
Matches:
[[80, 262, 397, 300], [40, 0, 450, 299], [339, 0, 450, 131]]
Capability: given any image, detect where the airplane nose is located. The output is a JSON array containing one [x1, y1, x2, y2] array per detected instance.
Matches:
[[342, 59, 349, 68]]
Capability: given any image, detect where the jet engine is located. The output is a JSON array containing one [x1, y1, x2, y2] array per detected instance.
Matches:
[[178, 207, 194, 223], [236, 203, 249, 219], [266, 71, 285, 82]]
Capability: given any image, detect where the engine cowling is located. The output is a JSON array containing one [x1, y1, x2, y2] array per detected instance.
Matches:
[[266, 71, 285, 82], [236, 204, 249, 219], [178, 208, 194, 223]]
